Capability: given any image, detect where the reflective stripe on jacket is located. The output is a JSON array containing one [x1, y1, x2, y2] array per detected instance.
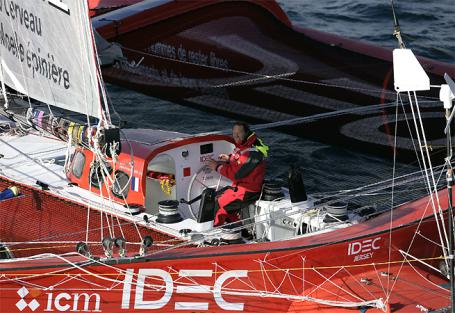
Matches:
[[217, 133, 266, 192]]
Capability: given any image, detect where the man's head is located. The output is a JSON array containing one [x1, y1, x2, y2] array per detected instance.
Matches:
[[232, 122, 251, 145]]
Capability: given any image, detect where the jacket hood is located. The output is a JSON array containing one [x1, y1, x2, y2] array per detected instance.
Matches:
[[236, 133, 269, 158], [235, 132, 257, 149]]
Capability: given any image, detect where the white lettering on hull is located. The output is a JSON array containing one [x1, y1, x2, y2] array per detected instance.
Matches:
[[44, 292, 101, 312], [121, 268, 248, 311], [348, 237, 382, 262], [134, 269, 173, 310], [17, 268, 248, 312]]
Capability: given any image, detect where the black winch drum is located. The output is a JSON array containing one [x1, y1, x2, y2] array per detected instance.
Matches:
[[156, 200, 183, 223], [261, 181, 284, 201], [324, 201, 349, 222], [220, 222, 242, 244]]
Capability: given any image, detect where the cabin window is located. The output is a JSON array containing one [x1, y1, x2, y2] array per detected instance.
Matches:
[[71, 151, 85, 179], [200, 143, 213, 155], [89, 162, 112, 188], [112, 171, 130, 199]]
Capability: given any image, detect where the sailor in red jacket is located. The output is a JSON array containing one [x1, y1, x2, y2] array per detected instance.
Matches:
[[206, 122, 268, 226]]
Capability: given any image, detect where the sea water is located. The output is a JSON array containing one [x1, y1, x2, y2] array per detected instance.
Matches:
[[107, 0, 454, 202]]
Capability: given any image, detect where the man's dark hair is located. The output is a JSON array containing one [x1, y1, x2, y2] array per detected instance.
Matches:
[[233, 121, 251, 139]]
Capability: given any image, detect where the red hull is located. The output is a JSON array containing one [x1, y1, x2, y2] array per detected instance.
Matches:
[[0, 256, 450, 312], [88, 0, 142, 16], [93, 0, 455, 161], [0, 177, 451, 312]]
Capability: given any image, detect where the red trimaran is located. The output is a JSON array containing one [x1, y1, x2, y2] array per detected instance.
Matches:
[[88, 0, 455, 162], [88, 0, 142, 16], [0, 1, 453, 312]]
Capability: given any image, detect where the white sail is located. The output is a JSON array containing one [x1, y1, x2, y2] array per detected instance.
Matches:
[[0, 0, 102, 119]]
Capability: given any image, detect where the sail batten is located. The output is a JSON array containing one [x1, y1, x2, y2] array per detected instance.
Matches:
[[0, 0, 101, 119]]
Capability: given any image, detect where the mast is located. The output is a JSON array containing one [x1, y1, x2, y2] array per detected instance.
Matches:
[[390, 0, 405, 49], [443, 74, 455, 313], [391, 1, 454, 309], [448, 161, 454, 313]]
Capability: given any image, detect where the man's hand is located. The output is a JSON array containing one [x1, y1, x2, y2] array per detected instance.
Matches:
[[205, 159, 219, 171], [218, 154, 229, 162]]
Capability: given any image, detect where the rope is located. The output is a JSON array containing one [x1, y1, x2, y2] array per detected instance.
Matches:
[[4, 245, 74, 253], [413, 92, 449, 246], [406, 91, 449, 262], [119, 46, 435, 103], [1, 255, 446, 276], [383, 169, 446, 303], [399, 250, 451, 293], [0, 252, 385, 309]]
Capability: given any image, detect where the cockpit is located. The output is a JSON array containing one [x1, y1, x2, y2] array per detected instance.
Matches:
[[67, 130, 366, 245]]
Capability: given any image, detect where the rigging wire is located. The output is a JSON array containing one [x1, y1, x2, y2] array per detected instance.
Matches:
[[407, 91, 450, 260], [385, 92, 400, 299], [391, 0, 406, 49], [0, 5, 452, 308], [118, 46, 441, 103], [117, 99, 439, 149], [1, 250, 449, 311]]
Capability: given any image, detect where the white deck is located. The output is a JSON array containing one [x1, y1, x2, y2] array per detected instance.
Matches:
[[0, 116, 364, 245], [0, 121, 210, 239]]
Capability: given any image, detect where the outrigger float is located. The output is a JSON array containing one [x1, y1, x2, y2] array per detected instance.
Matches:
[[0, 1, 454, 312], [91, 0, 455, 161]]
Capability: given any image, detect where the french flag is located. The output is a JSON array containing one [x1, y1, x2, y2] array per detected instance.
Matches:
[[131, 176, 140, 192]]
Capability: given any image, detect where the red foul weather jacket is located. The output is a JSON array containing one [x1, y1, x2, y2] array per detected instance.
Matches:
[[216, 133, 266, 192], [214, 133, 267, 225]]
